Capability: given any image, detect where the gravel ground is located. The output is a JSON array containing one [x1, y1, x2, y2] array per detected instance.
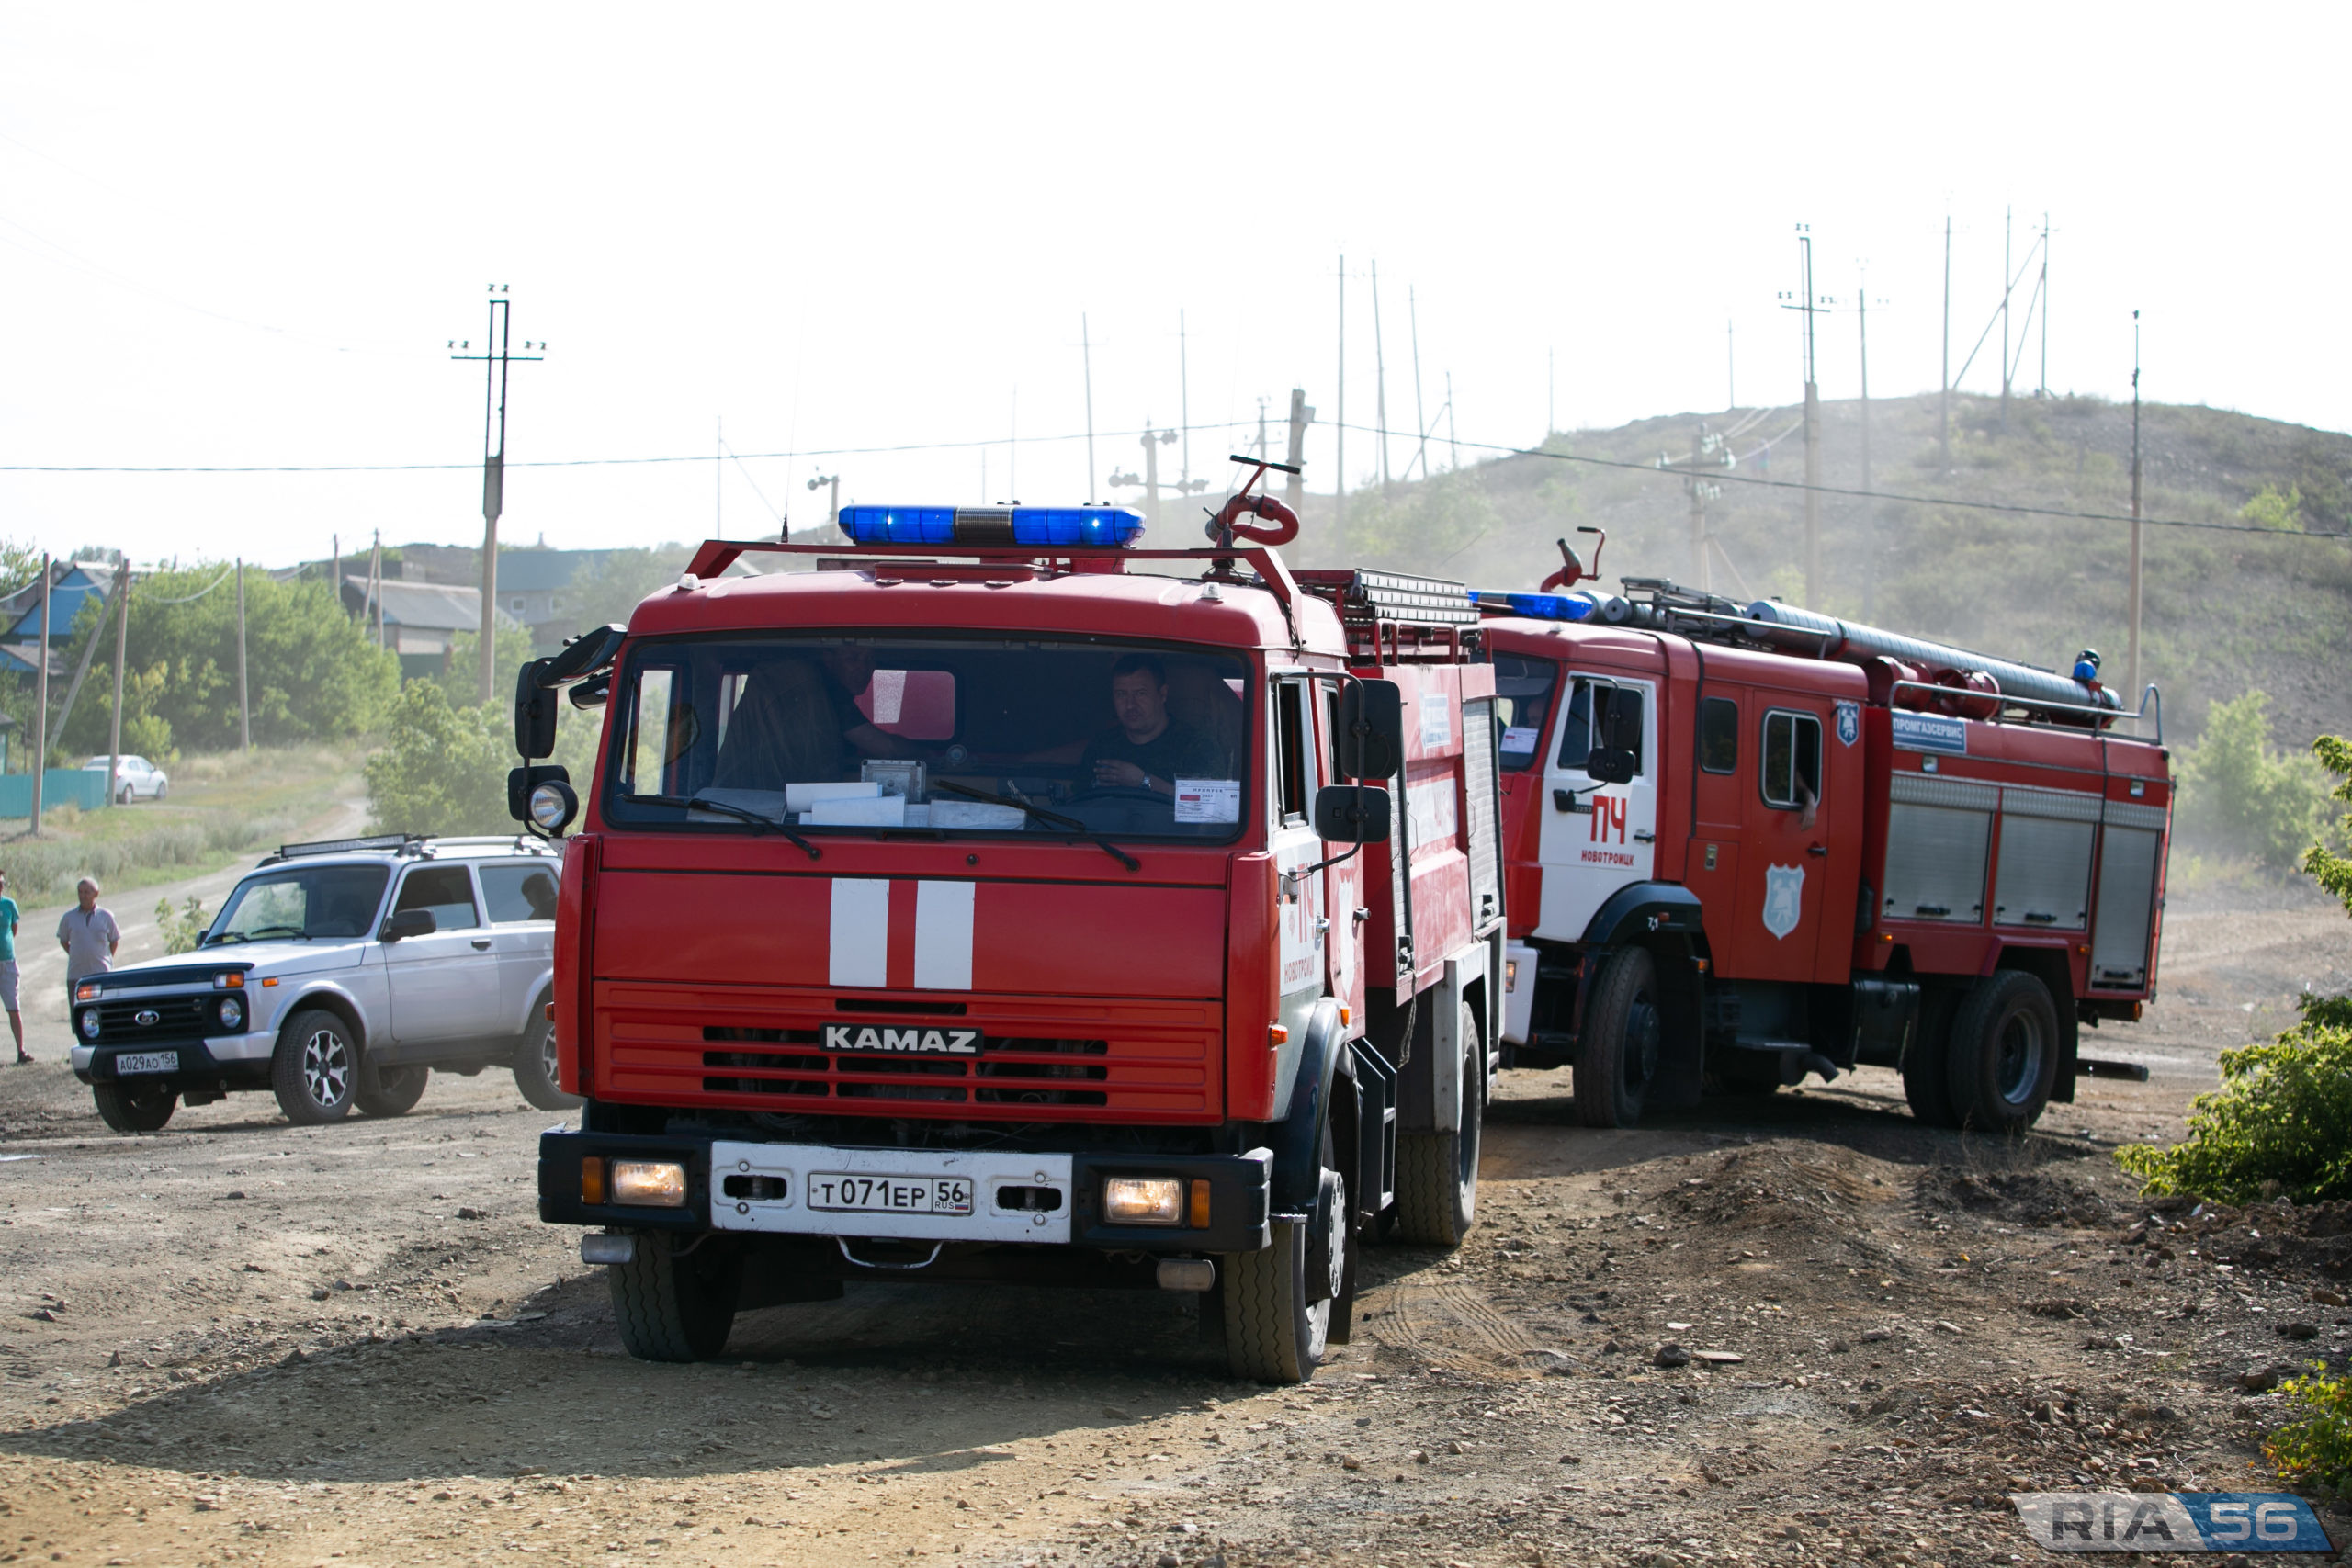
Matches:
[[0, 886, 2346, 1568]]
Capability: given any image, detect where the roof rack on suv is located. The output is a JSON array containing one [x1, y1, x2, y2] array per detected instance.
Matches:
[[261, 833, 427, 866]]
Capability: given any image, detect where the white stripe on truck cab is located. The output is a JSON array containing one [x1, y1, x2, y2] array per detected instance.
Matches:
[[827, 877, 890, 988], [912, 880, 977, 991]]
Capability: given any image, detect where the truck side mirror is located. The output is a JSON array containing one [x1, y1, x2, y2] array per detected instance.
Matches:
[[1313, 784, 1391, 844], [1600, 686, 1644, 754], [514, 659, 559, 761], [379, 908, 435, 942], [1334, 679, 1404, 781], [1585, 747, 1637, 785]]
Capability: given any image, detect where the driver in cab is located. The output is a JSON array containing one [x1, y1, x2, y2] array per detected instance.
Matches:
[[1080, 654, 1220, 801]]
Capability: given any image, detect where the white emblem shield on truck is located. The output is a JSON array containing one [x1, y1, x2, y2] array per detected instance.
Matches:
[[1761, 863, 1806, 940]]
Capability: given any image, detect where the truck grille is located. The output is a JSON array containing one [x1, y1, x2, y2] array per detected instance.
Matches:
[[595, 986, 1218, 1122]]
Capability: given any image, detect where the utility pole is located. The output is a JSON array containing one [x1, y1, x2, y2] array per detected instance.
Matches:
[[1779, 225, 1826, 607], [1859, 272, 1876, 621], [1109, 425, 1177, 528], [1371, 260, 1391, 494], [449, 287, 544, 704], [235, 557, 250, 751], [1080, 312, 1097, 502], [1658, 428, 1730, 592], [1445, 371, 1460, 470], [106, 559, 128, 813], [2126, 314, 2144, 705], [29, 554, 48, 835], [1283, 389, 1313, 517], [1999, 208, 2013, 432], [369, 530, 384, 650], [333, 532, 340, 604], [1178, 310, 1191, 499], [1939, 214, 1952, 472], [1408, 287, 1430, 482], [806, 474, 840, 537], [1334, 254, 1346, 537], [2039, 213, 2051, 398]]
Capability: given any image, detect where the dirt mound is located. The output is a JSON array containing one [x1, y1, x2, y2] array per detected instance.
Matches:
[[2134, 1197, 2352, 1279], [1663, 1148, 1889, 1235], [1912, 1167, 2112, 1229]]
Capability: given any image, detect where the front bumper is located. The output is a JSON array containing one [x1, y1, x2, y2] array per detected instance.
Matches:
[[70, 1032, 276, 1089], [537, 1129, 1271, 1254]]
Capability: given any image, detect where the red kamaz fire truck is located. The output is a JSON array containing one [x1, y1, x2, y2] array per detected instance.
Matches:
[[1473, 536, 2171, 1134], [512, 467, 1504, 1382]]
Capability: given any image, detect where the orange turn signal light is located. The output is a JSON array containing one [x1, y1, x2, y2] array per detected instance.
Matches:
[[580, 1156, 606, 1205], [1268, 1025, 1288, 1048], [1188, 1179, 1212, 1229]]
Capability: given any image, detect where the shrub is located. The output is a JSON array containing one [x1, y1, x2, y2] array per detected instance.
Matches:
[[2116, 996, 2352, 1204], [2308, 736, 2352, 910], [2177, 691, 2331, 867], [2241, 483, 2305, 532], [2267, 1366, 2352, 1491], [155, 896, 207, 955], [362, 682, 514, 838]]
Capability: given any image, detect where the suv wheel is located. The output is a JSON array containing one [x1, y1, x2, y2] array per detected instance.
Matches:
[[92, 1081, 176, 1134], [273, 1010, 358, 1124], [354, 1062, 429, 1118], [512, 1010, 580, 1111]]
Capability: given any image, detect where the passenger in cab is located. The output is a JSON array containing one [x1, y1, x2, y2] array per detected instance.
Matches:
[[1081, 654, 1222, 801]]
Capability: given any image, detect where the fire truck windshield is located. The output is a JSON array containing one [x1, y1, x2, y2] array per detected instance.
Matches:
[[603, 637, 1252, 841]]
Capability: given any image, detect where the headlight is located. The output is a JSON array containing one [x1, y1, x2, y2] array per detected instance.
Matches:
[[610, 1160, 688, 1207], [217, 995, 244, 1031], [1102, 1176, 1185, 1226], [529, 780, 579, 833], [76, 1009, 100, 1041]]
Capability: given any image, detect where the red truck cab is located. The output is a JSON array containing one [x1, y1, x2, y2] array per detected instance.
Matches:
[[518, 500, 1503, 1382]]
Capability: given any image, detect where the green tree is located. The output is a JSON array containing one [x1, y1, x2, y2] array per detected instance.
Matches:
[[365, 676, 605, 837], [564, 546, 694, 634], [435, 624, 536, 705], [2240, 483, 2305, 532], [56, 564, 398, 755], [2306, 736, 2352, 913], [1329, 469, 1501, 576], [2176, 690, 2330, 867]]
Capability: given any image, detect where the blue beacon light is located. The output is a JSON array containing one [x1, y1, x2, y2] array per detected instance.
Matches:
[[1473, 590, 1595, 622], [837, 506, 1147, 547]]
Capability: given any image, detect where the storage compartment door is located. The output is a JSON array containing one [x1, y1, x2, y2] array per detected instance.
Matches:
[[1992, 786, 2100, 931], [1881, 774, 1996, 925], [2091, 800, 2167, 989]]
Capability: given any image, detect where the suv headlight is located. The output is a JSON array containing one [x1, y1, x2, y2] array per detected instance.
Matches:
[[76, 1008, 100, 1041], [217, 995, 244, 1031]]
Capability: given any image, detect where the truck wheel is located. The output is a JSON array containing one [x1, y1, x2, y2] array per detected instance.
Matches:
[[512, 1013, 581, 1111], [1225, 1152, 1346, 1383], [1901, 989, 1961, 1128], [1945, 971, 2060, 1134], [1394, 998, 1482, 1247], [92, 1082, 176, 1134], [1575, 947, 1660, 1128], [354, 1063, 429, 1118], [272, 1010, 357, 1125], [609, 1231, 742, 1362]]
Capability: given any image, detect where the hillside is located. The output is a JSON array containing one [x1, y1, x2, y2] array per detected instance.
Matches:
[[1283, 393, 2352, 752]]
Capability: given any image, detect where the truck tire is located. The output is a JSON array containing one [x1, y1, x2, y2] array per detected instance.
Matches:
[[273, 1010, 358, 1125], [1575, 946, 1660, 1128], [512, 1013, 580, 1111], [1225, 1150, 1346, 1383], [1901, 989, 1961, 1128], [354, 1063, 429, 1118], [92, 1081, 176, 1134], [609, 1231, 742, 1362], [1945, 971, 2060, 1134], [1394, 998, 1482, 1247]]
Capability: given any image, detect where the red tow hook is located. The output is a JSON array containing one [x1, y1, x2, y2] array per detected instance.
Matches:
[[1209, 491, 1300, 547]]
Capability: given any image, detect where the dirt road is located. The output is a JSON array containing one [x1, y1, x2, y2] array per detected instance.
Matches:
[[0, 884, 2345, 1568]]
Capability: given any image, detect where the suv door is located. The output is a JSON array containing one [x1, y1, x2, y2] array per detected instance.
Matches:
[[476, 859, 560, 1038], [380, 863, 503, 1052]]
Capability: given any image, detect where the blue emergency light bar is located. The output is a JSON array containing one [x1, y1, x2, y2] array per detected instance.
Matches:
[[1474, 590, 1596, 622], [836, 505, 1147, 548]]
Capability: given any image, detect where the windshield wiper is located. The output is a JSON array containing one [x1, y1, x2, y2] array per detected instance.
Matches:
[[623, 793, 821, 861], [933, 780, 1140, 872]]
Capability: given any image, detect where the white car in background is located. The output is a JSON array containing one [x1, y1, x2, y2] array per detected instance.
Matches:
[[85, 754, 168, 803]]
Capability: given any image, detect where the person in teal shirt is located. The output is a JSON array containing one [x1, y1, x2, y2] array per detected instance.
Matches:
[[0, 870, 22, 1064]]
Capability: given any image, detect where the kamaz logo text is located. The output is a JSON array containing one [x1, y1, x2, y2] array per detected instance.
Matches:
[[823, 1025, 981, 1055], [1588, 795, 1628, 845]]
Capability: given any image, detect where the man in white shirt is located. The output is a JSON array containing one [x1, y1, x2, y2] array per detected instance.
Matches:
[[57, 879, 120, 997]]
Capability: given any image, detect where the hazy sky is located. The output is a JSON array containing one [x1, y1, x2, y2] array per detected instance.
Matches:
[[1, 3, 2340, 570]]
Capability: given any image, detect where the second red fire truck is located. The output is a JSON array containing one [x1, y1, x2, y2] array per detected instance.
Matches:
[[1475, 536, 2171, 1134], [511, 465, 1504, 1383]]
